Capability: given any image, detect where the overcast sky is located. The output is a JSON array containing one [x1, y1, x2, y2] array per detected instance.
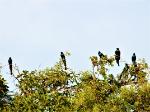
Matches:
[[0, 0, 149, 91]]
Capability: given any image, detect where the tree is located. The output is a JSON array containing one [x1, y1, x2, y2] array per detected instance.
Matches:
[[0, 74, 10, 110], [2, 52, 150, 112]]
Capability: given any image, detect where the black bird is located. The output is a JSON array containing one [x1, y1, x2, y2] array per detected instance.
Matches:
[[60, 52, 67, 70], [98, 51, 104, 58], [8, 57, 13, 75], [119, 63, 129, 80], [115, 48, 121, 66], [125, 63, 129, 70], [132, 53, 137, 66]]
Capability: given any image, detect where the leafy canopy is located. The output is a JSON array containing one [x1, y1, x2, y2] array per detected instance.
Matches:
[[1, 52, 150, 112]]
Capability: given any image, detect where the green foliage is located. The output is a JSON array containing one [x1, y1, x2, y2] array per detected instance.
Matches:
[[0, 74, 9, 110], [1, 53, 150, 112]]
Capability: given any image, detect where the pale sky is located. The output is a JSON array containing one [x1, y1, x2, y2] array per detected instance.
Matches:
[[0, 0, 149, 91]]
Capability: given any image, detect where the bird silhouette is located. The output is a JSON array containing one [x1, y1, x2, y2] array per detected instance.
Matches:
[[119, 63, 129, 80], [8, 57, 13, 75], [98, 51, 104, 58], [132, 53, 137, 67], [60, 52, 67, 70], [115, 48, 121, 66]]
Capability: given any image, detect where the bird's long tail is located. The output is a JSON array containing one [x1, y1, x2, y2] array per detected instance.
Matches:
[[63, 60, 67, 70], [133, 61, 137, 67], [65, 66, 67, 70], [116, 60, 119, 66], [9, 64, 13, 75]]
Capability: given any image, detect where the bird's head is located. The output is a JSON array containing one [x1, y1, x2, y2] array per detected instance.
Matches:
[[116, 48, 119, 50], [98, 51, 101, 54], [125, 63, 129, 67]]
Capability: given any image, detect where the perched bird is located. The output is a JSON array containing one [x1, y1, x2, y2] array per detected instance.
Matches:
[[8, 57, 13, 75], [125, 63, 129, 71], [119, 63, 129, 80], [98, 51, 104, 58], [115, 48, 121, 66], [60, 52, 67, 70], [132, 53, 137, 66]]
